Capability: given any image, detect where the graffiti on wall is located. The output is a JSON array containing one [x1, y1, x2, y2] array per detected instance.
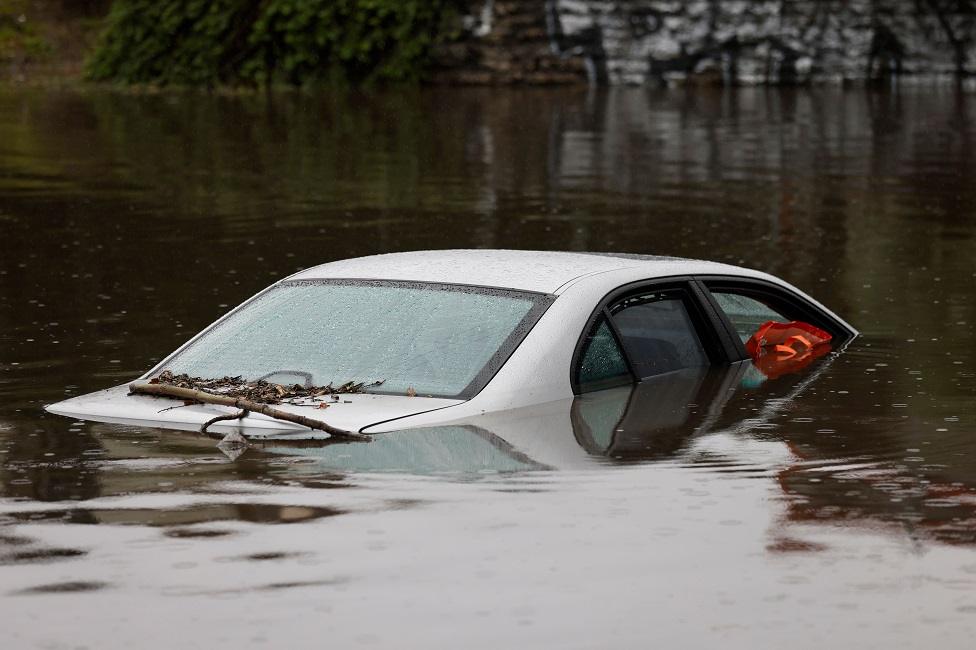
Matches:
[[437, 0, 976, 84]]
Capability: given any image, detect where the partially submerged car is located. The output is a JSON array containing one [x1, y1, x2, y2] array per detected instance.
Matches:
[[46, 250, 857, 440]]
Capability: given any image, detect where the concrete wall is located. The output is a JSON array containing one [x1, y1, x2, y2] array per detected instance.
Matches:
[[432, 0, 976, 84]]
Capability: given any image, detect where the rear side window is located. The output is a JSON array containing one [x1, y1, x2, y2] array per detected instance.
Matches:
[[577, 318, 631, 391], [609, 290, 708, 379], [711, 292, 788, 343]]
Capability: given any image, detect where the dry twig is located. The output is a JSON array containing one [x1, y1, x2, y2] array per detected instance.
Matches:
[[129, 379, 370, 442]]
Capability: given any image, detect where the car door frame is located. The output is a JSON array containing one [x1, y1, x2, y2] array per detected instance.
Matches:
[[570, 276, 742, 394], [693, 275, 858, 362]]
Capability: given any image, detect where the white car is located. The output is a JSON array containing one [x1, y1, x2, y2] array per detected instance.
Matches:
[[46, 250, 857, 441]]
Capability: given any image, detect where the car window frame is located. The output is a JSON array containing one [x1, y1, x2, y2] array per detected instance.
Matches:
[[571, 276, 740, 394], [149, 278, 556, 401], [695, 275, 857, 361], [574, 315, 638, 393]]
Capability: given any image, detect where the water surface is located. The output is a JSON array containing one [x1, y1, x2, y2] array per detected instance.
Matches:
[[1, 84, 975, 648]]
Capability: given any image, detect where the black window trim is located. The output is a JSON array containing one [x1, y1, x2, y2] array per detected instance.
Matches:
[[694, 275, 858, 361], [571, 276, 738, 395]]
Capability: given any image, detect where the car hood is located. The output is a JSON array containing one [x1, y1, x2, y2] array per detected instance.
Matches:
[[45, 383, 464, 439]]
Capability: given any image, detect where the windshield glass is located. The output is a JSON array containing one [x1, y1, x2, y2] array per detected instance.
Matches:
[[158, 280, 550, 398]]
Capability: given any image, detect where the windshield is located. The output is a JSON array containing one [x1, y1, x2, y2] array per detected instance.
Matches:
[[157, 280, 552, 398]]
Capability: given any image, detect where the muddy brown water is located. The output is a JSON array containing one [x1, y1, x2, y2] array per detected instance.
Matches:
[[1, 84, 975, 648]]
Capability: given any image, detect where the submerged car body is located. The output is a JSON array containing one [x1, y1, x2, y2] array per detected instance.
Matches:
[[46, 250, 858, 438]]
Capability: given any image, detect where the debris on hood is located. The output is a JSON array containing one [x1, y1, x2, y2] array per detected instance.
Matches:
[[151, 370, 378, 405]]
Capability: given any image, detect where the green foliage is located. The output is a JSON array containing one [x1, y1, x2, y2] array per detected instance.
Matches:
[[85, 0, 460, 86], [0, 0, 53, 64]]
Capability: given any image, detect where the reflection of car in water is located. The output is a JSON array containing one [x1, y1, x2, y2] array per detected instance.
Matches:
[[572, 366, 747, 460], [265, 361, 831, 474], [46, 250, 857, 439]]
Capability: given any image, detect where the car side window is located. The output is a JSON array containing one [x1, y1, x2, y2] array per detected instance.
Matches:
[[711, 291, 788, 343], [609, 290, 708, 379], [577, 317, 631, 392]]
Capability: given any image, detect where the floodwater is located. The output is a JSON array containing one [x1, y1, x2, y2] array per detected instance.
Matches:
[[1, 83, 975, 648]]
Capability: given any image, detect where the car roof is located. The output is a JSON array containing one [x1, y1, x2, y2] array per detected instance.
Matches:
[[287, 249, 754, 294]]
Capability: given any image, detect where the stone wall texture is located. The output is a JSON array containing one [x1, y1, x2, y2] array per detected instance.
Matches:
[[431, 0, 976, 84]]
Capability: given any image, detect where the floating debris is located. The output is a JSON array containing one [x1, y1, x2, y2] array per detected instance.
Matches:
[[132, 376, 372, 443], [152, 370, 376, 405]]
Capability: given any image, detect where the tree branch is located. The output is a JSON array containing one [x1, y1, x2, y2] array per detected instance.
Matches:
[[128, 380, 370, 442]]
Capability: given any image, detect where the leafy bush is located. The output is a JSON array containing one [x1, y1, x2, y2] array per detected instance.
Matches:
[[0, 0, 52, 65], [85, 0, 460, 86]]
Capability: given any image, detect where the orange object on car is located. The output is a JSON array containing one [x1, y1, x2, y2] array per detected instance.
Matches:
[[745, 321, 832, 379]]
